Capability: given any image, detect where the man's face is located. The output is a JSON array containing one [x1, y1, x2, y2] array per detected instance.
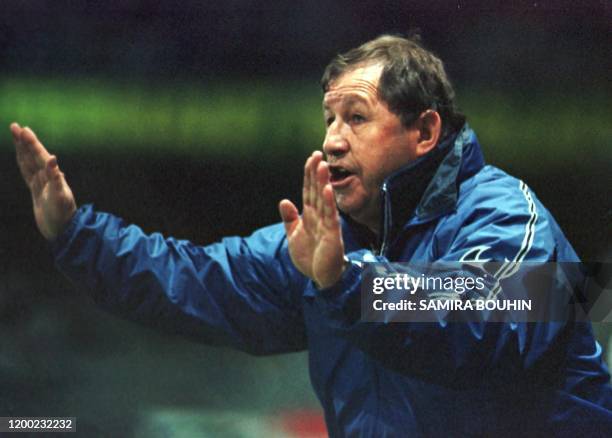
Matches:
[[322, 62, 420, 232]]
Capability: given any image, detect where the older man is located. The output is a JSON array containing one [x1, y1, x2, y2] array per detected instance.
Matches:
[[11, 35, 612, 436]]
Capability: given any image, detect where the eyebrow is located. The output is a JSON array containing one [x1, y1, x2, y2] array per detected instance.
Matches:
[[323, 93, 369, 111]]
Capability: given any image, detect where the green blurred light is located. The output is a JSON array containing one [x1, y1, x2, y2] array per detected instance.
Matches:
[[2, 77, 610, 166], [2, 77, 325, 157]]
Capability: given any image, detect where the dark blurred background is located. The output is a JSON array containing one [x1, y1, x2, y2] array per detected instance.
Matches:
[[1, 1, 611, 436]]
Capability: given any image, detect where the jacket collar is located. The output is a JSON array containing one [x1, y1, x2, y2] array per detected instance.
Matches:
[[341, 123, 485, 253]]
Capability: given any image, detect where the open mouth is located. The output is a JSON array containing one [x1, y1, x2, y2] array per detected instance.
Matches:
[[329, 166, 355, 185]]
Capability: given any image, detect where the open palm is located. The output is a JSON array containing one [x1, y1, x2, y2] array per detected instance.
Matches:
[[279, 151, 345, 289], [11, 123, 77, 240]]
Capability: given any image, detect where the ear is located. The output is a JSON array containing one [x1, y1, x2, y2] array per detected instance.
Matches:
[[414, 110, 442, 157]]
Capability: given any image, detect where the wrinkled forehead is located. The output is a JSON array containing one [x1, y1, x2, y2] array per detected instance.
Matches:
[[323, 63, 384, 107]]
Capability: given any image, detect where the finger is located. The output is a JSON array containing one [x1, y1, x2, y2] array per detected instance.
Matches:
[[309, 151, 322, 210], [303, 156, 312, 206], [30, 156, 61, 202], [302, 154, 317, 230], [20, 126, 52, 169], [30, 171, 45, 202], [10, 122, 22, 142], [45, 155, 65, 192], [15, 126, 50, 182], [279, 199, 300, 236], [315, 160, 330, 215], [14, 138, 40, 187], [322, 183, 340, 230]]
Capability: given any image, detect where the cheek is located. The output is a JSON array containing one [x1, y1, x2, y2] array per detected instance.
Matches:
[[352, 129, 413, 185], [360, 159, 388, 190]]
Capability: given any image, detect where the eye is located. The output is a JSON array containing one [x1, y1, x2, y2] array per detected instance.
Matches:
[[350, 114, 365, 124], [325, 116, 335, 127]]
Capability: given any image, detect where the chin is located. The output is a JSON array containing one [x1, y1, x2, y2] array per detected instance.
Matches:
[[336, 200, 369, 225], [335, 195, 358, 215], [335, 195, 378, 229]]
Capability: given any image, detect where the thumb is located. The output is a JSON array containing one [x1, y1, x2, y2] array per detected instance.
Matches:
[[279, 199, 299, 235], [45, 156, 65, 191]]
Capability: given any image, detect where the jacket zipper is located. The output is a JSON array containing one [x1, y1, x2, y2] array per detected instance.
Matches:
[[379, 182, 391, 256]]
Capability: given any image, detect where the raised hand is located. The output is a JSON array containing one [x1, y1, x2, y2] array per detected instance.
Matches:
[[11, 123, 77, 241], [279, 151, 345, 289]]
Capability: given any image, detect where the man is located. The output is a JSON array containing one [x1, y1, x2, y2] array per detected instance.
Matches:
[[11, 35, 612, 436]]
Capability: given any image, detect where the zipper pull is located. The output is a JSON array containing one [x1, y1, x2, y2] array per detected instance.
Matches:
[[380, 182, 390, 256]]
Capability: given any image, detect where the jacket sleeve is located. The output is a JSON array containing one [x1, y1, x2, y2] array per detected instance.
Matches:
[[308, 180, 590, 386], [51, 204, 309, 355]]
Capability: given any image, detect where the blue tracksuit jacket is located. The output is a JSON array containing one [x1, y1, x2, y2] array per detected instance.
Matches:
[[52, 125, 612, 436]]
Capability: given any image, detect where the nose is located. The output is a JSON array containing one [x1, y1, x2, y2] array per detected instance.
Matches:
[[323, 124, 349, 159]]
